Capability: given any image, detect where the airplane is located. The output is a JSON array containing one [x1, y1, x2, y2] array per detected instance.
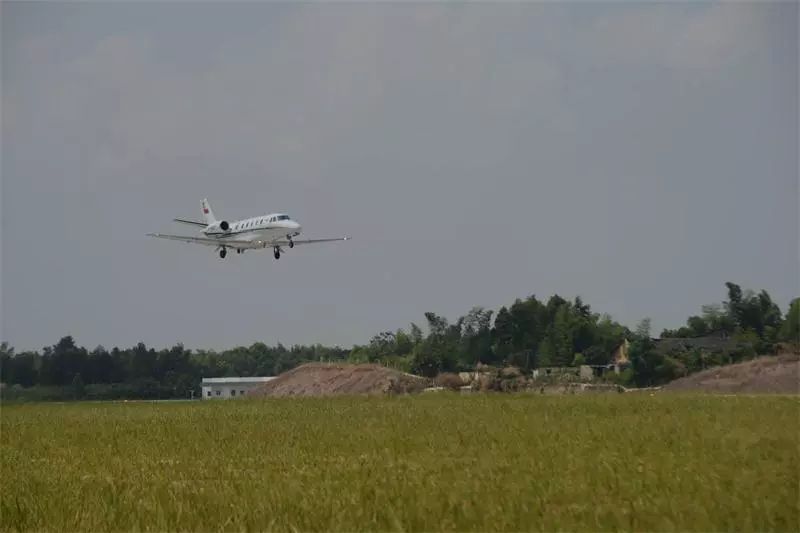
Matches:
[[147, 199, 349, 260]]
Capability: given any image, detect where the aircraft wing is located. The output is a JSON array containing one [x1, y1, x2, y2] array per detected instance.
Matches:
[[147, 233, 253, 249], [275, 237, 351, 247]]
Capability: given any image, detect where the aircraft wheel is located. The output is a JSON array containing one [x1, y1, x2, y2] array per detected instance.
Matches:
[[289, 240, 294, 249], [274, 248, 281, 260], [219, 248, 227, 259]]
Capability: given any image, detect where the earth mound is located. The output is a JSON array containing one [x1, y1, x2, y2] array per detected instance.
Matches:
[[248, 363, 431, 397], [662, 353, 799, 394]]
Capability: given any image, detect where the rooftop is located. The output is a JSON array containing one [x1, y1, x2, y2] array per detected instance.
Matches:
[[201, 377, 276, 384]]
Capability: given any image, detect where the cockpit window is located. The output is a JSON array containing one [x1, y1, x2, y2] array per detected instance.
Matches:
[[277, 215, 290, 221]]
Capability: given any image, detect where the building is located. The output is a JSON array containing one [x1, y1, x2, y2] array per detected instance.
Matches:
[[652, 332, 742, 356], [201, 377, 276, 399], [611, 338, 630, 367], [532, 366, 580, 379]]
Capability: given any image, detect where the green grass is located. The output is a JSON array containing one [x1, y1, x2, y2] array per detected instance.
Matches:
[[1, 394, 798, 532]]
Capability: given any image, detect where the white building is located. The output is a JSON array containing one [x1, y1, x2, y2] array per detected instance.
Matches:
[[201, 377, 276, 399]]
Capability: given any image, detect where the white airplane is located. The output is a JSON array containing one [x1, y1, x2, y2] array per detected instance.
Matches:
[[147, 199, 349, 260]]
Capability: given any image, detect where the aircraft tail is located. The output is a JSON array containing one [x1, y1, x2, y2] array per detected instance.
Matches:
[[201, 199, 218, 225]]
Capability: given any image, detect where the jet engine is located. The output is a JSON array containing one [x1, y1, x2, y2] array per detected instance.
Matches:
[[207, 220, 230, 233]]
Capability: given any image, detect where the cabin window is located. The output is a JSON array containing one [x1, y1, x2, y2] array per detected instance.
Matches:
[[231, 390, 236, 397]]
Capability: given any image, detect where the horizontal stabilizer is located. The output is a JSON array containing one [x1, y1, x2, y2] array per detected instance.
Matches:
[[173, 218, 207, 227]]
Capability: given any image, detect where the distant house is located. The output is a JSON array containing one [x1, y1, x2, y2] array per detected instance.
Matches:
[[533, 340, 633, 380], [611, 339, 630, 367], [201, 377, 276, 399], [531, 366, 579, 379], [578, 340, 632, 379], [652, 331, 743, 356]]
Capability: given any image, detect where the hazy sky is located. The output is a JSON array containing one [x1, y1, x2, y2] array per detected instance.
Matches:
[[2, 2, 797, 353]]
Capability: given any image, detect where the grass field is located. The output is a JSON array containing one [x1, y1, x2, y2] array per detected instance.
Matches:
[[1, 394, 798, 532]]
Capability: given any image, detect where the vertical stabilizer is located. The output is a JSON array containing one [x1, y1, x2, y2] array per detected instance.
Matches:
[[201, 199, 217, 225]]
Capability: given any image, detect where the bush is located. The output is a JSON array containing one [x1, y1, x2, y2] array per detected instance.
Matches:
[[434, 373, 464, 390]]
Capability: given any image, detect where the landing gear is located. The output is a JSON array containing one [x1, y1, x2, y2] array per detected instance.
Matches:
[[219, 248, 227, 259], [287, 235, 294, 249], [273, 247, 281, 260]]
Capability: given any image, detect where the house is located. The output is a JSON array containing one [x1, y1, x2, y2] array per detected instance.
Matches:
[[201, 376, 276, 399], [652, 331, 743, 356]]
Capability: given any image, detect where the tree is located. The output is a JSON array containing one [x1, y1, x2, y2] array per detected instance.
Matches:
[[39, 336, 88, 386], [71, 373, 85, 400], [550, 305, 575, 366], [395, 329, 413, 356], [130, 342, 157, 380], [721, 283, 784, 340], [779, 298, 800, 343], [628, 336, 661, 387], [409, 323, 424, 346], [725, 282, 744, 326], [635, 318, 652, 340], [686, 316, 708, 337], [492, 307, 514, 362], [411, 312, 460, 376], [0, 342, 14, 359]]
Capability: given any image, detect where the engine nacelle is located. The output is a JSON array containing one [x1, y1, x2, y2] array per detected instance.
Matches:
[[207, 220, 230, 233]]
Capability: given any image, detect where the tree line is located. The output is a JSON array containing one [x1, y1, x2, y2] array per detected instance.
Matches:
[[1, 281, 797, 399]]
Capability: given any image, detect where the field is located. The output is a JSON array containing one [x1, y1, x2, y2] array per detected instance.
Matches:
[[2, 394, 798, 532]]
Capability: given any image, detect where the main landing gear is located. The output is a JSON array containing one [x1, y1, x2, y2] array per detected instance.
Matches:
[[273, 247, 281, 260], [219, 248, 227, 259]]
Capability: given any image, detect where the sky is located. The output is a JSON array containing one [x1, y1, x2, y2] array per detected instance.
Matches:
[[2, 1, 798, 353]]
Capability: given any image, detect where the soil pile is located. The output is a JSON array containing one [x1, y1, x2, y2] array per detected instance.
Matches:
[[248, 363, 430, 397], [662, 354, 799, 394]]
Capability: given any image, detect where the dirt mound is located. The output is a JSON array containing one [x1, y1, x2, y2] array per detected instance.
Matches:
[[663, 354, 799, 394], [248, 363, 431, 398]]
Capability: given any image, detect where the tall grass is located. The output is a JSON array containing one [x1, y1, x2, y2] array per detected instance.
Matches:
[[1, 394, 797, 531]]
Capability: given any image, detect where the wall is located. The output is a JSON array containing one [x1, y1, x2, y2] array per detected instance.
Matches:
[[201, 383, 260, 399]]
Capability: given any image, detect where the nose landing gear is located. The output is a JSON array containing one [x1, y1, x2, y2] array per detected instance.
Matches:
[[219, 248, 227, 259], [287, 235, 294, 249], [273, 247, 281, 260]]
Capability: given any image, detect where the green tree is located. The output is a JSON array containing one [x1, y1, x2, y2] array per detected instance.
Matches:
[[71, 373, 85, 399], [411, 313, 460, 376], [395, 329, 413, 356], [409, 323, 424, 346], [492, 307, 514, 362], [635, 318, 652, 339], [686, 316, 708, 336], [779, 298, 800, 343]]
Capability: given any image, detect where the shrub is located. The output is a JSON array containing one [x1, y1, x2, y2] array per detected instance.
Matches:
[[434, 373, 464, 390]]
